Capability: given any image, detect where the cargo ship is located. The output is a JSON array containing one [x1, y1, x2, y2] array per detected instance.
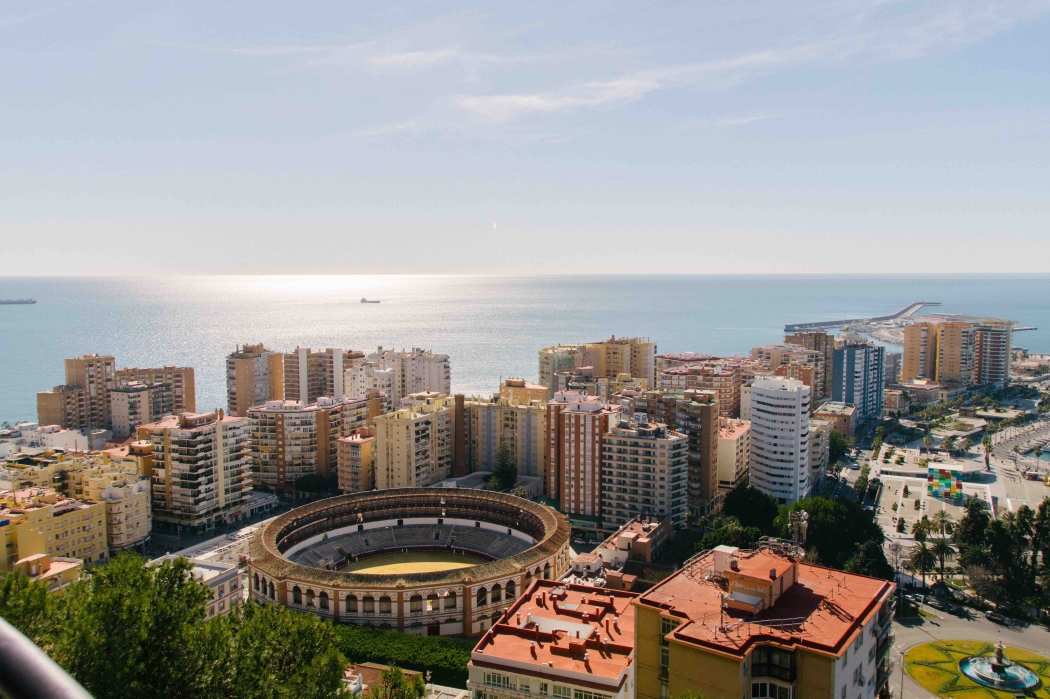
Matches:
[[0, 299, 36, 305], [360, 298, 380, 304]]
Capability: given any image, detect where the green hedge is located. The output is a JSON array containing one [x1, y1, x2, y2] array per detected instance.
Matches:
[[332, 624, 475, 687]]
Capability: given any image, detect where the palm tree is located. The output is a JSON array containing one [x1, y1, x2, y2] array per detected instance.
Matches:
[[942, 436, 956, 456], [930, 509, 954, 538], [923, 432, 934, 456], [963, 436, 973, 454], [909, 541, 937, 597], [930, 537, 958, 581], [1036, 446, 1044, 462], [983, 434, 993, 470], [911, 517, 933, 542]]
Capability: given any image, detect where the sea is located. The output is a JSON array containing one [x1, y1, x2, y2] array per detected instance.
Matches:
[[1, 275, 1048, 425]]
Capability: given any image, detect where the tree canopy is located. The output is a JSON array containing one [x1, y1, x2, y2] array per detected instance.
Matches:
[[829, 429, 850, 464], [0, 553, 349, 699], [845, 540, 895, 581], [775, 497, 884, 568], [722, 484, 780, 532], [493, 439, 518, 491]]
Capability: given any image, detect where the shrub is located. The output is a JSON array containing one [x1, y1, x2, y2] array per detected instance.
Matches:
[[914, 498, 921, 510], [333, 624, 474, 687]]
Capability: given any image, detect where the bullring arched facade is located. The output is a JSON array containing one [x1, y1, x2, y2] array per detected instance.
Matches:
[[247, 488, 571, 636]]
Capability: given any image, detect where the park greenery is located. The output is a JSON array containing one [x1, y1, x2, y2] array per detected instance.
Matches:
[[0, 554, 349, 699], [697, 484, 894, 580], [491, 438, 518, 491], [333, 624, 475, 687]]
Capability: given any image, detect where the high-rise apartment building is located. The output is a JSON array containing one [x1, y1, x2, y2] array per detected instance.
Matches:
[[975, 319, 1013, 386], [832, 341, 884, 420], [901, 322, 939, 382], [808, 418, 831, 492], [336, 427, 376, 493], [784, 331, 835, 399], [138, 411, 252, 532], [114, 365, 195, 414], [716, 418, 750, 492], [583, 336, 657, 387], [935, 322, 976, 384], [37, 355, 195, 430], [226, 343, 285, 416], [884, 352, 902, 386], [660, 362, 740, 419], [248, 395, 371, 492], [545, 392, 621, 518], [752, 344, 826, 401], [373, 393, 458, 489], [601, 414, 688, 530], [108, 382, 154, 439], [464, 395, 546, 480], [37, 354, 115, 430], [749, 377, 811, 505], [675, 390, 721, 518], [351, 347, 452, 406], [283, 347, 364, 404], [346, 364, 397, 411], [538, 344, 583, 390]]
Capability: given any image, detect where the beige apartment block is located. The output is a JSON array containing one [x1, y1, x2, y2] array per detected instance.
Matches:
[[498, 378, 548, 403], [356, 347, 452, 406], [784, 331, 836, 400], [544, 392, 621, 517], [601, 415, 689, 530], [283, 347, 365, 405], [0, 488, 108, 571], [809, 418, 831, 488], [660, 362, 741, 419], [226, 343, 285, 416], [115, 365, 195, 414], [813, 401, 856, 437], [975, 319, 1013, 386], [464, 395, 546, 480], [249, 395, 371, 492], [537, 344, 582, 390], [138, 411, 251, 532], [936, 322, 977, 385], [36, 354, 116, 429], [346, 364, 397, 411], [717, 418, 750, 492], [583, 336, 657, 387], [902, 322, 939, 382], [108, 381, 156, 438], [336, 427, 376, 493], [374, 393, 457, 489], [751, 344, 826, 400]]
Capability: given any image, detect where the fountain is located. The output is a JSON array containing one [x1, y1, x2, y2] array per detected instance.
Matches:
[[959, 641, 1041, 692]]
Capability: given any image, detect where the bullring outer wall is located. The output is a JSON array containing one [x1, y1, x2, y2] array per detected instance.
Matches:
[[247, 488, 571, 636]]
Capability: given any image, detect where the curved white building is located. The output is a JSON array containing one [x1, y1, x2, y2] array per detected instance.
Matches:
[[748, 377, 810, 505]]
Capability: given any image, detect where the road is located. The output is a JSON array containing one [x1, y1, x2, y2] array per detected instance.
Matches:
[[893, 602, 1050, 698]]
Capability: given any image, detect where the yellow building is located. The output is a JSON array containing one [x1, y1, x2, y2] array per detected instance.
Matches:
[[11, 553, 82, 592], [583, 336, 657, 387], [498, 378, 549, 403], [337, 427, 376, 492], [634, 544, 895, 699], [374, 393, 457, 489], [226, 343, 285, 417], [935, 322, 976, 384], [901, 322, 938, 382], [1, 488, 108, 573], [716, 418, 750, 492], [464, 395, 546, 480]]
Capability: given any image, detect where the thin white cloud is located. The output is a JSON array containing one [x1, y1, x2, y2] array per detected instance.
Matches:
[[368, 49, 460, 68], [676, 113, 785, 131], [351, 120, 430, 138]]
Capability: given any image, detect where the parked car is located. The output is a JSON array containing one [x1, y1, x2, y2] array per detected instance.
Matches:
[[985, 610, 1006, 624]]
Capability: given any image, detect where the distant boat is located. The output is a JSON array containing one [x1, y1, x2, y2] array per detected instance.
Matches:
[[360, 298, 380, 304], [0, 299, 36, 305]]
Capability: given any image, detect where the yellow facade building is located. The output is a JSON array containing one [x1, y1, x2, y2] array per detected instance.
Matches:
[[633, 544, 895, 699], [1, 488, 109, 574], [337, 427, 376, 493], [498, 378, 549, 403], [464, 395, 546, 480], [374, 393, 457, 489]]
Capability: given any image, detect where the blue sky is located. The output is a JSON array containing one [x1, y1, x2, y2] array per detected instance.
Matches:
[[2, 1, 1049, 274]]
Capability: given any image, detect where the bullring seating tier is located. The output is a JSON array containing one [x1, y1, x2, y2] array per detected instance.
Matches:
[[287, 524, 531, 570]]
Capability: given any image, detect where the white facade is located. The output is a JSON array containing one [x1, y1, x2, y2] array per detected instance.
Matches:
[[748, 378, 811, 505], [361, 347, 451, 405], [346, 364, 396, 410], [0, 423, 110, 456]]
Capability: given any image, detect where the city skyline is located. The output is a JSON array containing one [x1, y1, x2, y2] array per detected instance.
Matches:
[[2, 2, 1049, 274]]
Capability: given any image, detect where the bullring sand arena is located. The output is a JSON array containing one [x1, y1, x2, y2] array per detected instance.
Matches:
[[248, 488, 571, 636]]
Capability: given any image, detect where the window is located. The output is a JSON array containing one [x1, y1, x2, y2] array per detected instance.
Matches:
[[446, 591, 457, 610], [411, 595, 423, 612], [346, 595, 358, 614], [483, 673, 514, 690], [539, 683, 549, 696], [292, 586, 302, 605], [552, 686, 571, 699], [477, 588, 488, 607], [751, 682, 792, 699], [319, 592, 329, 611], [573, 691, 611, 699], [363, 596, 375, 614], [380, 596, 392, 614], [751, 646, 796, 683]]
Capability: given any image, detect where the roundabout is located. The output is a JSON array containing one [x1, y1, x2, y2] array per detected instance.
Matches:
[[904, 640, 1050, 698]]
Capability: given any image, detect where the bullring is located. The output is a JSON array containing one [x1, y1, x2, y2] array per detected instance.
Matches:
[[247, 488, 571, 636]]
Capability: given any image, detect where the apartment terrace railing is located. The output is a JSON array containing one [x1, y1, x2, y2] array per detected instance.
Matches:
[[0, 617, 93, 699]]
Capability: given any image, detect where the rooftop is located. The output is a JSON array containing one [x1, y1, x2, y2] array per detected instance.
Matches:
[[471, 580, 638, 688], [813, 402, 856, 417], [636, 546, 892, 658]]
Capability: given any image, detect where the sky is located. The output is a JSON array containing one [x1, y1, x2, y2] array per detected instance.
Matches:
[[2, 1, 1049, 274]]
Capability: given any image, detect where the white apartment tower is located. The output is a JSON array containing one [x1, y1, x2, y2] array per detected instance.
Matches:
[[357, 348, 451, 406], [748, 377, 812, 505], [345, 364, 396, 411]]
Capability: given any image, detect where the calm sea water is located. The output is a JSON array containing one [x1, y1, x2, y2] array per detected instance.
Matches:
[[1, 275, 1048, 424]]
